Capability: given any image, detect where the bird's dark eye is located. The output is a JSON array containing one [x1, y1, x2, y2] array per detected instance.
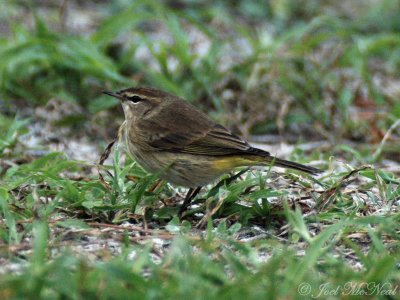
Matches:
[[128, 95, 142, 103]]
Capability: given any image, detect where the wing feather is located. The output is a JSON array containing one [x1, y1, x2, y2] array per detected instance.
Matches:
[[136, 100, 267, 156]]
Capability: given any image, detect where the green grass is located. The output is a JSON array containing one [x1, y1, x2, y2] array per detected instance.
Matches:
[[0, 1, 399, 299]]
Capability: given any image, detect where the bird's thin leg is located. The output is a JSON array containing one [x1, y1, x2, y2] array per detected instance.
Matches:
[[207, 168, 249, 198], [179, 186, 202, 218]]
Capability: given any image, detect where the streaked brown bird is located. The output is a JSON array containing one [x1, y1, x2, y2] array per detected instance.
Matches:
[[103, 87, 322, 215]]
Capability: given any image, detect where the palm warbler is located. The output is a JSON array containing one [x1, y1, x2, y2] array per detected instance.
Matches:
[[103, 87, 322, 211]]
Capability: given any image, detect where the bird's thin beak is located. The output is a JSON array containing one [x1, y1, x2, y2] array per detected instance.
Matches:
[[102, 90, 123, 100]]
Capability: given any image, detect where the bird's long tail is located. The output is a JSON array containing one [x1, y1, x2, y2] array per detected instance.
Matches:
[[267, 156, 322, 174], [244, 148, 323, 174]]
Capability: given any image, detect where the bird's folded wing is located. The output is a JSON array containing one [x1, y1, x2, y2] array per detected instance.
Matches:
[[138, 99, 269, 156], [146, 122, 259, 156], [181, 124, 252, 155]]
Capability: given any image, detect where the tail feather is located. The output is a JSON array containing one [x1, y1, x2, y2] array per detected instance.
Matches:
[[270, 157, 322, 174], [244, 147, 322, 174]]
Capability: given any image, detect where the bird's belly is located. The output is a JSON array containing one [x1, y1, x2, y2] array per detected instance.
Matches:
[[125, 136, 258, 187], [152, 154, 225, 187], [158, 154, 226, 187], [126, 146, 229, 188]]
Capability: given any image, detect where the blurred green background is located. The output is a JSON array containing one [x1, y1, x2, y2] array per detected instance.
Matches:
[[1, 0, 399, 159]]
